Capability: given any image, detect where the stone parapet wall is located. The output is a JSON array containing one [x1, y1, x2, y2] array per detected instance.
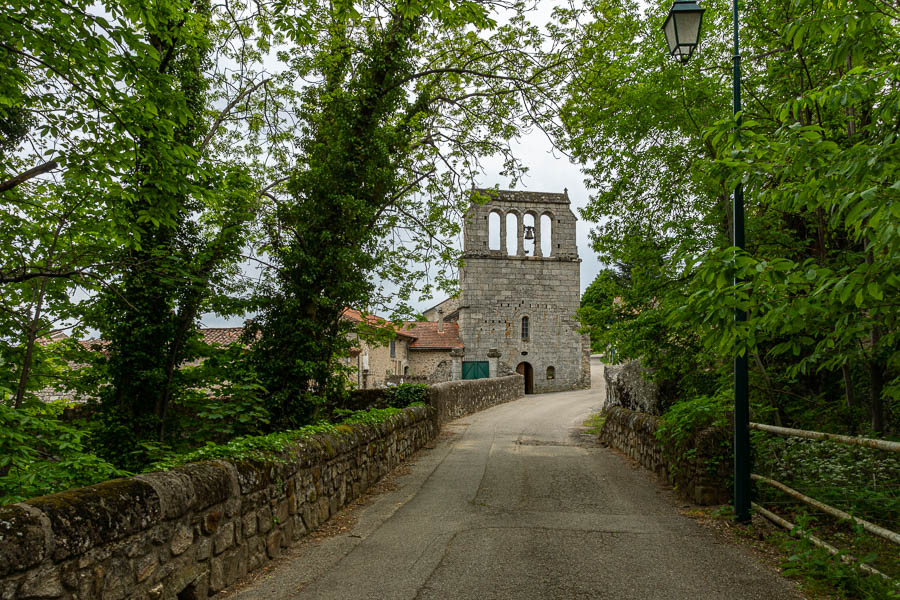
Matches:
[[427, 374, 524, 425], [599, 406, 730, 505], [0, 407, 436, 600], [0, 376, 529, 600]]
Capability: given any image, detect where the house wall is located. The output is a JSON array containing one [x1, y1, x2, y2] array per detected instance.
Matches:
[[458, 190, 591, 393], [408, 350, 452, 382], [352, 337, 410, 389], [422, 298, 459, 322]]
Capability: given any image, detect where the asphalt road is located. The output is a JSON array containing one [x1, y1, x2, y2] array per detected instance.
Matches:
[[220, 358, 800, 600]]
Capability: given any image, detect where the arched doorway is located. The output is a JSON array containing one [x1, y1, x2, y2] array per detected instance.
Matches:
[[515, 361, 534, 394]]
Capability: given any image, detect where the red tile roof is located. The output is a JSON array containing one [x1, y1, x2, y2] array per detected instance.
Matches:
[[341, 307, 390, 326], [399, 322, 463, 350], [199, 328, 245, 346], [342, 308, 415, 340], [75, 328, 244, 355]]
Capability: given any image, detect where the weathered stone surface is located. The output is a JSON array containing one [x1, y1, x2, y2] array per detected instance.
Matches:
[[195, 536, 211, 562], [135, 553, 157, 583], [170, 525, 193, 556], [0, 505, 47, 577], [213, 521, 234, 555], [175, 462, 233, 511], [27, 478, 161, 561], [208, 557, 225, 594], [427, 376, 523, 425], [604, 359, 662, 415], [241, 511, 257, 537], [201, 511, 221, 535], [265, 531, 282, 560], [20, 567, 63, 599], [257, 506, 273, 534], [599, 405, 729, 505], [0, 579, 20, 600]]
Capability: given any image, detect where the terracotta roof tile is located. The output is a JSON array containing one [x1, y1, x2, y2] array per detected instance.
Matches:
[[399, 322, 463, 350], [342, 308, 415, 339], [199, 328, 245, 346]]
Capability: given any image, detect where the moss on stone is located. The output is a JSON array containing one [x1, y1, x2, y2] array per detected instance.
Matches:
[[27, 478, 161, 561], [0, 505, 47, 577]]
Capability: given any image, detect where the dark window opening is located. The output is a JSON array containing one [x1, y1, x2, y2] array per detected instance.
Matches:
[[390, 340, 396, 358], [521, 316, 529, 340], [546, 366, 555, 380]]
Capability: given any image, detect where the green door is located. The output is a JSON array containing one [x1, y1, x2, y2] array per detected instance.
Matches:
[[462, 361, 489, 380]]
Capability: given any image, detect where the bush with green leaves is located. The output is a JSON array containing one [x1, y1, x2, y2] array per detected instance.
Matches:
[[146, 405, 419, 471], [0, 404, 129, 505], [755, 437, 900, 528], [778, 514, 899, 600], [385, 383, 428, 408]]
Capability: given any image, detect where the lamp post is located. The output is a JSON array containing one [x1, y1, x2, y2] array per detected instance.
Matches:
[[663, 0, 751, 523]]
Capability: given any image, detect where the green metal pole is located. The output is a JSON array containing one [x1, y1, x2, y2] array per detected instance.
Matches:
[[732, 0, 751, 523]]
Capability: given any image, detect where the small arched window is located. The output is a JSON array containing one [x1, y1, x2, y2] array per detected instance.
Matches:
[[521, 316, 529, 340], [546, 366, 555, 380]]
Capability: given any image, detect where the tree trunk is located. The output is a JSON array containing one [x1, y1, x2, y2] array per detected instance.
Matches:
[[14, 278, 49, 408]]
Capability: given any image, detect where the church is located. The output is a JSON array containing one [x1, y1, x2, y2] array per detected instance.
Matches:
[[352, 188, 590, 394]]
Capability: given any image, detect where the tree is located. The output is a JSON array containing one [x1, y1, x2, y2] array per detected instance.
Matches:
[[563, 0, 899, 433], [246, 0, 566, 424], [1, 0, 267, 465]]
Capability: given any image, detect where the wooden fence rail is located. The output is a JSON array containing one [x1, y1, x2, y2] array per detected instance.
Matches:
[[751, 474, 900, 546], [751, 503, 891, 580], [750, 421, 899, 582], [749, 422, 900, 453]]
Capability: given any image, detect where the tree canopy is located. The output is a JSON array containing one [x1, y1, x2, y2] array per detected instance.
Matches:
[[570, 0, 900, 433]]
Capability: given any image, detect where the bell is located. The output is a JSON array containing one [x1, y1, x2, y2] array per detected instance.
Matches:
[[524, 225, 535, 241]]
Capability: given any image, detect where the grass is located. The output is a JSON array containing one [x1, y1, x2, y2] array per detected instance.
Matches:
[[583, 411, 606, 435]]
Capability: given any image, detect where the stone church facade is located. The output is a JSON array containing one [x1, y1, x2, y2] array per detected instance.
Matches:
[[452, 189, 591, 393], [339, 188, 591, 394]]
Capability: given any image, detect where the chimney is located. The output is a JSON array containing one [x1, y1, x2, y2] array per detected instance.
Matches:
[[437, 309, 444, 333]]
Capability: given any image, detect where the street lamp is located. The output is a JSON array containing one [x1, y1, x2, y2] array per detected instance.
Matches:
[[663, 0, 751, 523], [662, 0, 705, 63]]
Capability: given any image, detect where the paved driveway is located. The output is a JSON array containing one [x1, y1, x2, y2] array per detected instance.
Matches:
[[219, 358, 800, 600]]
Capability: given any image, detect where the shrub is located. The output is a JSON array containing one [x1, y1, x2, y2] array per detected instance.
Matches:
[[0, 404, 130, 505]]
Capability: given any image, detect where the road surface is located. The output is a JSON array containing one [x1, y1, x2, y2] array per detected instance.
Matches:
[[219, 358, 799, 600]]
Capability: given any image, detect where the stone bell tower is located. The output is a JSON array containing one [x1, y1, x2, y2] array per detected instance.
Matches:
[[456, 189, 591, 393]]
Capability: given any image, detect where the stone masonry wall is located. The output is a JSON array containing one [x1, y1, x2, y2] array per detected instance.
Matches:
[[427, 374, 524, 424], [599, 406, 730, 505], [0, 376, 529, 600]]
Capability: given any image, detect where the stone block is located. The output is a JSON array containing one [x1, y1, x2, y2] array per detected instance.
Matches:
[[213, 521, 234, 555], [20, 567, 63, 599], [241, 511, 257, 538], [0, 505, 47, 577], [265, 531, 282, 559], [257, 506, 273, 534], [170, 525, 193, 556], [202, 510, 222, 535], [208, 557, 225, 594], [275, 500, 289, 526], [27, 478, 161, 561], [135, 553, 158, 583], [195, 537, 211, 561]]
